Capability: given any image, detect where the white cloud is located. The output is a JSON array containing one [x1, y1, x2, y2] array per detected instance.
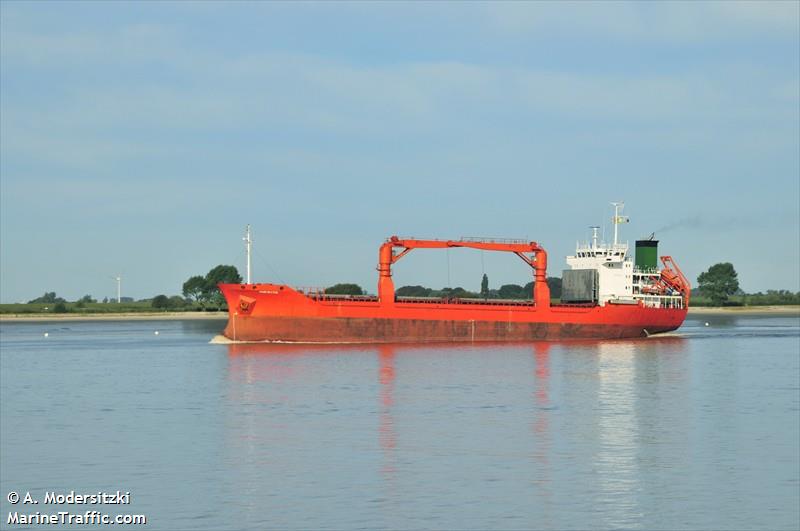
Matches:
[[3, 40, 793, 171], [482, 1, 800, 42]]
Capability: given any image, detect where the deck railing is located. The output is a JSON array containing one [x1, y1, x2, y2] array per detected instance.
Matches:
[[459, 236, 530, 244]]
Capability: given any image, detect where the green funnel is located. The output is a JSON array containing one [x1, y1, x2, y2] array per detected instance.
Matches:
[[635, 239, 658, 270]]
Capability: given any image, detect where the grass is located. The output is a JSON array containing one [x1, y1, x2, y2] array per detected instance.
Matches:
[[690, 294, 800, 307]]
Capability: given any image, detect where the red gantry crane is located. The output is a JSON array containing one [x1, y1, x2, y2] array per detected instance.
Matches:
[[377, 236, 551, 308]]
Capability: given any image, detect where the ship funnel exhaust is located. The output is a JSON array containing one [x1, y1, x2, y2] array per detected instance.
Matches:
[[635, 236, 658, 270]]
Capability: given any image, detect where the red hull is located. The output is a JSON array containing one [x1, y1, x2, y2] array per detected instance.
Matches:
[[219, 284, 687, 343]]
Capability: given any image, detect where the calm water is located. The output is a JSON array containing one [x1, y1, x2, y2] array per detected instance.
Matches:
[[1, 314, 798, 530]]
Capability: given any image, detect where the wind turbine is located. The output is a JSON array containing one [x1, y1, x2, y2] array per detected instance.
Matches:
[[109, 275, 121, 303]]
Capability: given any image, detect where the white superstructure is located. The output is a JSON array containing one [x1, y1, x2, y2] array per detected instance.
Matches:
[[563, 203, 684, 309], [565, 236, 633, 304]]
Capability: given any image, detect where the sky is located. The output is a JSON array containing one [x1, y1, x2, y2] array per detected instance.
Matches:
[[1, 1, 798, 302]]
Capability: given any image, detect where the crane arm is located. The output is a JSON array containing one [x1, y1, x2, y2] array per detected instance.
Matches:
[[387, 236, 543, 256], [377, 236, 551, 308]]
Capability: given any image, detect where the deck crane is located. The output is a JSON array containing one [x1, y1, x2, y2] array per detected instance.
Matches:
[[377, 236, 551, 308]]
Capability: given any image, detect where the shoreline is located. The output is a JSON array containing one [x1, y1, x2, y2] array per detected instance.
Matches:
[[1, 306, 797, 323], [0, 311, 228, 322], [687, 305, 799, 316]]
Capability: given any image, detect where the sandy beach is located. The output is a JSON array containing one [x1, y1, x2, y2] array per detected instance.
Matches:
[[687, 306, 800, 316], [0, 311, 228, 322]]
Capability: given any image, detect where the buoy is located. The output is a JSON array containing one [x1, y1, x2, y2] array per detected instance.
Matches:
[[704, 322, 710, 327], [154, 331, 159, 335], [43, 332, 49, 337]]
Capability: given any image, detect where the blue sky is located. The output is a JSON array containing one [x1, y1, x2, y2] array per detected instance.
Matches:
[[1, 1, 798, 302]]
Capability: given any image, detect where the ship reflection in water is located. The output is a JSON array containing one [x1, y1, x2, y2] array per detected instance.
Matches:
[[594, 340, 643, 528], [531, 342, 553, 528], [222, 335, 693, 529], [377, 346, 397, 483]]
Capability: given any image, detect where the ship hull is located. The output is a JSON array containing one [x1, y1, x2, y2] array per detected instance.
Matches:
[[219, 284, 687, 343], [223, 315, 681, 343]]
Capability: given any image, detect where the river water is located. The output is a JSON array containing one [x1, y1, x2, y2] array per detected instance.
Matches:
[[1, 314, 798, 530]]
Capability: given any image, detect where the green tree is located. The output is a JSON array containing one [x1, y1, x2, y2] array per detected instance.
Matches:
[[498, 284, 525, 299], [53, 301, 68, 313], [74, 295, 93, 309], [523, 282, 533, 299], [480, 274, 489, 297], [182, 275, 206, 304], [697, 262, 739, 306], [747, 289, 800, 305], [396, 285, 432, 297], [152, 294, 170, 309], [203, 265, 242, 309], [169, 295, 188, 308], [547, 277, 562, 299], [29, 292, 66, 304], [438, 287, 477, 299], [523, 277, 562, 300], [325, 283, 364, 295]]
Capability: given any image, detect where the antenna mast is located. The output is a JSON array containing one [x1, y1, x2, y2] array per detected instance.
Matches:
[[244, 225, 252, 284], [611, 201, 629, 246]]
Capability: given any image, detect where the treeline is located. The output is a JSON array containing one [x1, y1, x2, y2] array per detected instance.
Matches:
[[176, 265, 241, 309], [741, 290, 800, 305], [325, 277, 564, 300], [8, 296, 160, 314], [23, 292, 139, 313], [8, 264, 243, 314], [17, 292, 191, 313], [12, 262, 800, 314], [691, 290, 800, 307], [127, 264, 242, 311], [28, 292, 135, 305], [396, 277, 563, 299], [695, 262, 800, 306]]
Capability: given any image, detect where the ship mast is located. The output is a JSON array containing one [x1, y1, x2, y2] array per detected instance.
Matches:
[[243, 225, 252, 284]]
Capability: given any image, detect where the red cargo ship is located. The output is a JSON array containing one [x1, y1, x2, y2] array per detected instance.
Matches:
[[220, 204, 690, 343]]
